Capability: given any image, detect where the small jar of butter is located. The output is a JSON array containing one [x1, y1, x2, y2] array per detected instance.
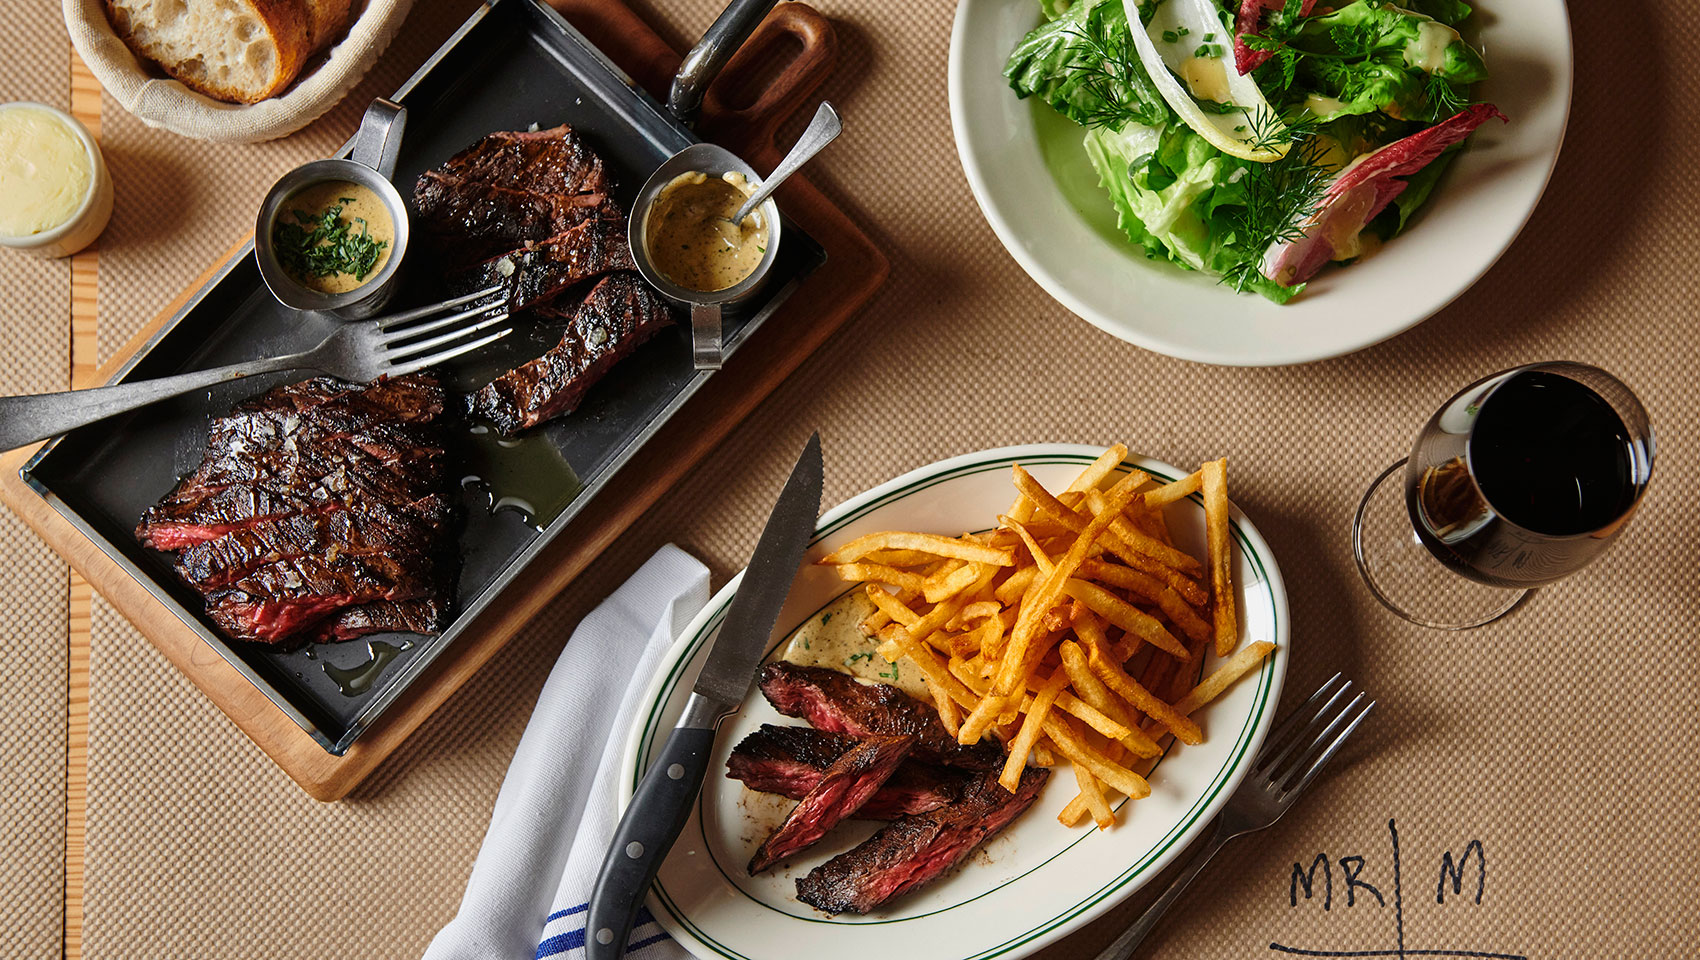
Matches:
[[0, 102, 113, 258]]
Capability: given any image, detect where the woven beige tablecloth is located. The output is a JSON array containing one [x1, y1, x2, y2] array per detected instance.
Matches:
[[0, 0, 1694, 956], [0, 3, 73, 958]]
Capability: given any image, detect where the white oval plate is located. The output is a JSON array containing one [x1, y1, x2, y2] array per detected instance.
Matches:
[[948, 0, 1573, 366], [620, 445, 1290, 960]]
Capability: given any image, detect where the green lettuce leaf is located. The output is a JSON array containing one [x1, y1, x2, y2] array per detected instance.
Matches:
[[1084, 123, 1301, 303], [1290, 1, 1487, 121], [1004, 0, 1170, 130]]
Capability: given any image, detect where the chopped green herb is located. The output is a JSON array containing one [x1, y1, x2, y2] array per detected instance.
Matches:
[[880, 662, 901, 681], [1161, 29, 1179, 43], [845, 651, 876, 666], [273, 200, 387, 282], [1176, 26, 1190, 36], [821, 613, 833, 625]]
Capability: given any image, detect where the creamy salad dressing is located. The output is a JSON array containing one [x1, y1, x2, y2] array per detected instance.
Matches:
[[1403, 18, 1458, 72], [779, 590, 931, 702], [646, 171, 768, 292]]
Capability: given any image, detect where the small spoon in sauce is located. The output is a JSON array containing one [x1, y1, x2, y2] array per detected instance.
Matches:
[[725, 102, 841, 226]]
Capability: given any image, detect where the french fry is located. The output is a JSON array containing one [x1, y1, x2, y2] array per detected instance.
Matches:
[[1043, 713, 1150, 799], [1081, 488, 1204, 578], [1059, 640, 1163, 757], [835, 563, 927, 594], [864, 584, 921, 626], [1144, 470, 1203, 509], [1201, 458, 1237, 657], [1079, 559, 1211, 644], [860, 548, 943, 567], [1017, 466, 1207, 592], [824, 445, 1268, 833], [822, 532, 1013, 567], [1073, 751, 1116, 829], [1002, 516, 1057, 575], [1062, 578, 1189, 659], [957, 692, 1009, 745], [1171, 641, 1276, 716], [924, 674, 961, 737], [994, 564, 1039, 606], [1001, 666, 1070, 791], [947, 600, 1002, 630], [924, 561, 981, 603], [996, 471, 1138, 698], [1086, 641, 1203, 745], [1034, 741, 1057, 767]]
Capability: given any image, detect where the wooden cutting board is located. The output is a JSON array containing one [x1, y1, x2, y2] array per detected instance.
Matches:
[[0, 0, 887, 801]]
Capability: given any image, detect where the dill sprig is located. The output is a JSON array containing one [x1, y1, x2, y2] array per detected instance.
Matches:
[[1061, 12, 1159, 130], [274, 199, 388, 282], [1221, 111, 1334, 292], [1425, 72, 1472, 119]]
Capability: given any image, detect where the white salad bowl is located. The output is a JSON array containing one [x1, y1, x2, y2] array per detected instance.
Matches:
[[948, 0, 1573, 366]]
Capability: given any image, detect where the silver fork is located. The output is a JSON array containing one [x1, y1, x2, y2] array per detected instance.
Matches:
[[1091, 674, 1375, 960], [0, 285, 512, 452]]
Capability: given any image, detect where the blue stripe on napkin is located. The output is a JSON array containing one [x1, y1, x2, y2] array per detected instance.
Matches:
[[536, 904, 667, 959]]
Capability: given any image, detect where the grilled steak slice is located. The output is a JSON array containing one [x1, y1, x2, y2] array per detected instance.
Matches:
[[452, 217, 635, 312], [749, 735, 914, 874], [414, 126, 620, 269], [727, 725, 965, 819], [418, 126, 613, 201], [415, 181, 621, 261], [466, 272, 674, 435], [318, 598, 446, 642], [795, 767, 1050, 915], [140, 374, 452, 645], [758, 663, 1004, 771], [173, 503, 440, 591]]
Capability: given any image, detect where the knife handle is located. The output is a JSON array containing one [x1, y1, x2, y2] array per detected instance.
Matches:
[[586, 721, 717, 960]]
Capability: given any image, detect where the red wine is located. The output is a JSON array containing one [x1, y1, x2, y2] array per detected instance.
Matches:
[[1404, 366, 1648, 588], [1468, 371, 1636, 536]]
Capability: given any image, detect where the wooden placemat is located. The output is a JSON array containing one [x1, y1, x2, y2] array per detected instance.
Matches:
[[2, 0, 1691, 957]]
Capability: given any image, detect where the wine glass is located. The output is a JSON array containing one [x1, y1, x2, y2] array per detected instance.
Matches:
[[1352, 361, 1655, 629]]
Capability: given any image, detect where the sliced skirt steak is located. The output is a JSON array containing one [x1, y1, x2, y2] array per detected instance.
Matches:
[[465, 272, 674, 436], [794, 767, 1050, 915], [748, 734, 914, 874], [727, 725, 965, 820], [757, 662, 1004, 771]]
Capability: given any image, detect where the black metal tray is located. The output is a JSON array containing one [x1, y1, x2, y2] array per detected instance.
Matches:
[[20, 0, 824, 754]]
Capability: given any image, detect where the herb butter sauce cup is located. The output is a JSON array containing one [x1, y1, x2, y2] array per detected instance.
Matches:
[[256, 98, 411, 320], [0, 102, 113, 259]]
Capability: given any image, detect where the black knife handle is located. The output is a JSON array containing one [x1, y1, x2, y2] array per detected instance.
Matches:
[[585, 723, 716, 960]]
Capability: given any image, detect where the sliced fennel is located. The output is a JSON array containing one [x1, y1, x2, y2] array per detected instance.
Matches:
[[1122, 0, 1287, 162]]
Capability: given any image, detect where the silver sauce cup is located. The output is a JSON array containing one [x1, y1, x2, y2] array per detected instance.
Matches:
[[629, 143, 782, 370], [255, 99, 411, 320]]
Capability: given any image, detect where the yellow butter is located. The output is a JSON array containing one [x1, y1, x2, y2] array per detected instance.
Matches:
[[0, 105, 92, 238]]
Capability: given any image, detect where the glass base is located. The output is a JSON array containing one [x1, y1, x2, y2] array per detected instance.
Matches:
[[1352, 459, 1533, 630]]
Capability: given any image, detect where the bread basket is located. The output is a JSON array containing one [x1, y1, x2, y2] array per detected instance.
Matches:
[[63, 0, 416, 143]]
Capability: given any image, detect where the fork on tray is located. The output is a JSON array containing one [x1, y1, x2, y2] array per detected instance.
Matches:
[[1091, 674, 1376, 960], [0, 284, 511, 452]]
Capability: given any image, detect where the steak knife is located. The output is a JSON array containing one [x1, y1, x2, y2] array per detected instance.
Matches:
[[586, 432, 824, 959]]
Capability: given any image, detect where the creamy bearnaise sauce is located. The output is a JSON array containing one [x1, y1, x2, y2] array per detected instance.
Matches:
[[780, 591, 931, 701], [646, 171, 768, 292]]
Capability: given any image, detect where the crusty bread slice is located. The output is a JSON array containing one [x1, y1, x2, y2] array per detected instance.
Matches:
[[104, 0, 311, 104], [303, 0, 353, 53]]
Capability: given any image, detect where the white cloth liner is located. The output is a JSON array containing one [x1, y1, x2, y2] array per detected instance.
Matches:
[[422, 543, 706, 960], [63, 0, 416, 142]]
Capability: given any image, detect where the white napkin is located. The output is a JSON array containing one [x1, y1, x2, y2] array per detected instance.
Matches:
[[423, 544, 708, 960]]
